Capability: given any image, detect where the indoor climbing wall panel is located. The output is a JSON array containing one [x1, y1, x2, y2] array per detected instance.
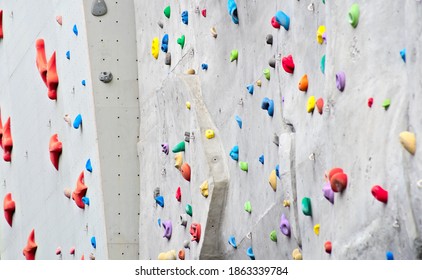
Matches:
[[135, 0, 422, 260]]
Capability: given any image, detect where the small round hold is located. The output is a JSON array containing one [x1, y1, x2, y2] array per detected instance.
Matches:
[[99, 71, 113, 83], [64, 188, 72, 199], [266, 34, 273, 45], [186, 68, 195, 75]]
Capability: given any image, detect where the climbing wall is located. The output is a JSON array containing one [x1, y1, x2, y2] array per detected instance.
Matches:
[[135, 0, 422, 260]]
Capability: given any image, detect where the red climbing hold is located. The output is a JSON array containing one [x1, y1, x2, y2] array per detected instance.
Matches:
[[35, 39, 48, 86], [271, 16, 280, 29], [3, 193, 15, 227], [181, 163, 191, 182], [325, 241, 332, 254], [282, 55, 295, 74], [201, 9, 207, 17], [2, 117, 12, 162], [49, 134, 62, 170], [72, 172, 88, 209], [0, 10, 3, 39], [190, 223, 201, 242], [316, 98, 324, 114], [371, 185, 388, 204], [47, 52, 59, 100], [23, 229, 37, 260], [329, 168, 348, 193], [0, 112, 3, 149], [368, 97, 374, 108], [176, 186, 182, 202]]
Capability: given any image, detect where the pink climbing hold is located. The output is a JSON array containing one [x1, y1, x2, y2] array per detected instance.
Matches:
[[201, 9, 207, 17], [282, 55, 295, 74], [368, 97, 374, 108], [371, 185, 388, 204], [271, 16, 280, 29], [176, 186, 182, 202]]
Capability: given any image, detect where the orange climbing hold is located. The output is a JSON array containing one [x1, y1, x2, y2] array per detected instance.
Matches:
[[316, 98, 324, 114], [3, 193, 15, 227], [2, 117, 12, 162], [49, 134, 62, 170], [0, 10, 3, 39], [178, 249, 185, 260], [329, 168, 348, 192], [181, 162, 191, 182], [35, 39, 48, 86], [23, 229, 37, 260], [46, 52, 59, 100], [72, 172, 88, 209], [298, 75, 308, 92]]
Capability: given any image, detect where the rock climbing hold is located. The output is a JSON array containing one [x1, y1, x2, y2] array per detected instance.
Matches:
[[301, 197, 312, 216], [155, 196, 164, 207], [317, 26, 326, 44], [227, 0, 239, 24], [246, 84, 254, 94], [163, 6, 171, 18], [270, 230, 277, 242], [269, 57, 276, 68], [271, 16, 280, 29], [174, 152, 183, 170], [56, 15, 63, 25], [275, 10, 290, 31], [23, 229, 37, 260], [90, 236, 96, 249], [298, 74, 308, 92], [256, 80, 262, 87], [162, 220, 172, 239], [322, 182, 334, 204], [269, 170, 277, 191], [282, 55, 295, 74], [190, 223, 201, 242], [186, 68, 195, 75], [266, 34, 273, 45], [172, 141, 185, 153], [82, 80, 86, 86], [228, 236, 237, 248], [336, 71, 346, 91], [400, 48, 406, 63], [99, 71, 113, 83], [177, 35, 185, 49], [69, 247, 75, 255], [230, 49, 238, 62], [329, 168, 348, 192], [259, 154, 264, 164], [49, 134, 62, 170], [239, 161, 248, 172], [283, 200, 290, 207], [180, 214, 188, 227], [46, 52, 59, 100], [261, 97, 274, 117], [292, 248, 302, 260], [185, 204, 193, 216], [371, 185, 388, 203], [320, 54, 326, 74], [399, 131, 416, 155], [186, 101, 191, 110], [73, 24, 78, 36], [157, 218, 161, 227], [201, 63, 208, 70], [205, 129, 215, 139], [368, 97, 374, 108], [263, 68, 271, 80], [279, 214, 291, 237], [200, 180, 209, 198], [35, 39, 48, 85], [151, 37, 159, 59], [178, 249, 185, 260], [275, 164, 280, 178], [325, 241, 332, 254], [72, 172, 88, 209], [235, 115, 242, 128], [307, 96, 316, 113], [66, 50, 70, 60], [82, 196, 90, 206], [316, 98, 324, 114], [91, 0, 107, 16], [244, 201, 252, 213], [247, 247, 255, 260], [3, 193, 15, 227], [386, 251, 394, 260], [382, 99, 391, 110], [165, 52, 171, 65], [161, 143, 169, 155], [157, 21, 164, 29], [73, 114, 82, 129], [314, 224, 320, 235], [85, 159, 92, 172], [210, 27, 218, 38], [348, 3, 360, 28], [181, 162, 191, 181], [229, 145, 239, 161], [175, 187, 181, 202], [181, 11, 188, 25], [183, 240, 190, 249], [201, 9, 207, 17], [64, 188, 72, 199]]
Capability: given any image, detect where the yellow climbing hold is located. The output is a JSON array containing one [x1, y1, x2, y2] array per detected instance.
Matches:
[[205, 129, 215, 139], [256, 80, 262, 87], [399, 131, 416, 155], [313, 224, 320, 236], [174, 153, 183, 170], [269, 170, 277, 191], [186, 101, 191, 110], [292, 248, 303, 260], [151, 37, 159, 59], [283, 200, 290, 207], [200, 180, 209, 198], [317, 25, 326, 44], [158, 250, 177, 260], [307, 96, 316, 113]]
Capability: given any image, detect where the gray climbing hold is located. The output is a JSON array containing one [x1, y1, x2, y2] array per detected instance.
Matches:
[[183, 240, 190, 249], [91, 0, 107, 17], [273, 134, 279, 146], [266, 34, 273, 45], [165, 52, 171, 65], [158, 21, 164, 29], [99, 71, 113, 83], [269, 58, 276, 68], [153, 187, 160, 198]]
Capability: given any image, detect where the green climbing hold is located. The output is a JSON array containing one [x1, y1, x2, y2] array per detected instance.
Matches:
[[382, 99, 391, 110], [185, 204, 193, 216], [164, 6, 171, 18], [263, 68, 270, 80], [239, 161, 248, 172], [301, 197, 312, 216], [348, 3, 360, 28], [177, 35, 185, 49], [270, 230, 277, 242], [230, 49, 238, 62], [320, 54, 326, 74], [322, 0, 325, 4], [172, 141, 185, 153], [244, 201, 252, 213]]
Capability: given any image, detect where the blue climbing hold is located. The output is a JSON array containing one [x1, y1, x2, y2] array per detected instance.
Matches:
[[386, 251, 394, 260], [161, 34, 168, 53], [247, 247, 255, 260], [90, 236, 96, 249], [181, 11, 188, 25], [81, 80, 86, 86], [400, 48, 406, 63], [259, 154, 264, 164], [261, 97, 274, 117], [229, 145, 239, 161], [82, 196, 90, 206], [275, 164, 280, 178], [73, 24, 78, 36], [66, 51, 70, 60], [246, 84, 254, 95], [228, 235, 237, 249], [275, 10, 290, 31], [235, 115, 242, 128], [155, 195, 164, 207], [157, 218, 161, 227], [201, 63, 208, 70], [227, 0, 239, 24], [73, 114, 82, 129], [86, 159, 92, 172]]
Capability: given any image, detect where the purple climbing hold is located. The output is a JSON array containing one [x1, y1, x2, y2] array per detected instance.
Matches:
[[161, 143, 169, 155], [162, 220, 172, 239], [322, 182, 334, 204], [336, 71, 346, 92], [279, 214, 291, 237]]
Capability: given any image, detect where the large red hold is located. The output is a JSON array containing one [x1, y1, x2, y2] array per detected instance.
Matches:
[[282, 55, 295, 74], [23, 229, 37, 260], [3, 193, 15, 227], [72, 172, 88, 209]]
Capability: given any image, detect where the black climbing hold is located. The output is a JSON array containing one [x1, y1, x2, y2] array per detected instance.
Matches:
[[91, 0, 107, 17], [266, 34, 273, 45], [269, 58, 276, 68], [99, 72, 113, 83]]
